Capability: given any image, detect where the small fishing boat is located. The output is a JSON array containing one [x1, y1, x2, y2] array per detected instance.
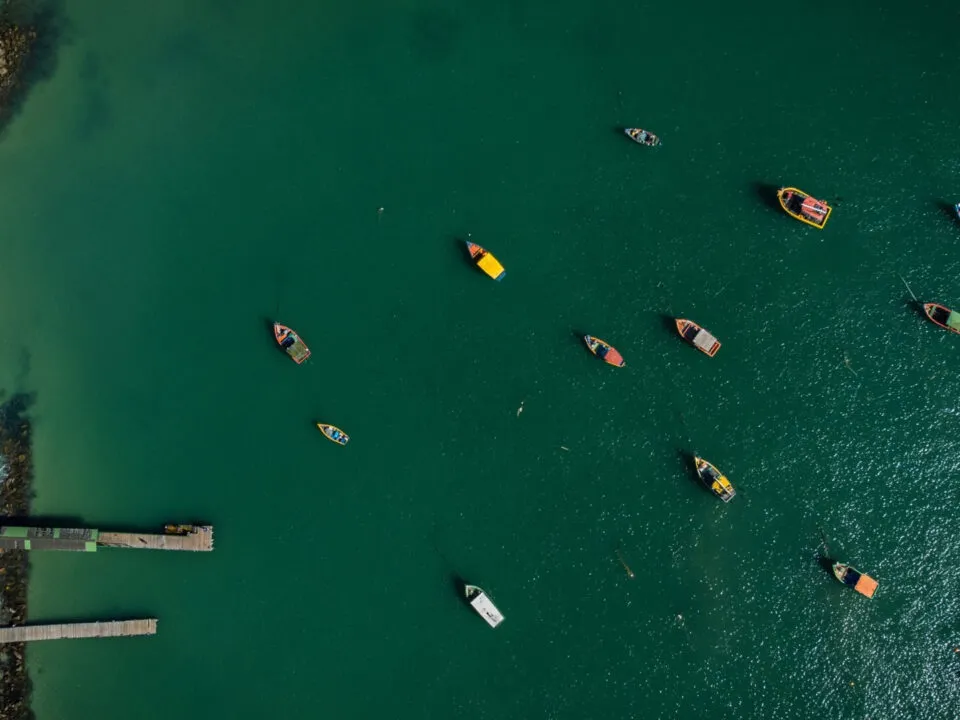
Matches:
[[583, 335, 625, 367], [923, 303, 960, 334], [832, 562, 878, 598], [464, 240, 506, 281], [317, 423, 349, 446], [777, 187, 832, 229], [624, 128, 661, 147], [464, 584, 504, 628], [273, 322, 311, 364], [675, 318, 721, 357], [953, 202, 960, 220], [693, 456, 735, 502]]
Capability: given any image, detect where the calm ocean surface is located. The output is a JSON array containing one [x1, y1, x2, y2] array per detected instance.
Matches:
[[2, 0, 960, 718]]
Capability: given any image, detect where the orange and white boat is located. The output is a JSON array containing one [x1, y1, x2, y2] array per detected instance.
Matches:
[[675, 319, 720, 357], [832, 562, 878, 598], [273, 323, 311, 364], [777, 187, 832, 229], [583, 335, 625, 367]]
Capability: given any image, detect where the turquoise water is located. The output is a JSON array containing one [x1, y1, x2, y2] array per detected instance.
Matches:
[[3, 0, 960, 717]]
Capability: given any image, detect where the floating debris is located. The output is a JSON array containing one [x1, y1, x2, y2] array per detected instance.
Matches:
[[615, 548, 635, 579]]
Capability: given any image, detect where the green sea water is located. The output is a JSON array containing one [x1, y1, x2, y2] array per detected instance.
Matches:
[[3, 0, 960, 717]]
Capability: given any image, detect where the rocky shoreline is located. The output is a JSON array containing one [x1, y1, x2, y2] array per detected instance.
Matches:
[[0, 2, 36, 123], [0, 394, 35, 720]]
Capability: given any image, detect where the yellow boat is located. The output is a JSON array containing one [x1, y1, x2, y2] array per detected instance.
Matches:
[[777, 187, 832, 229], [317, 423, 349, 446], [464, 240, 506, 281], [693, 456, 736, 502]]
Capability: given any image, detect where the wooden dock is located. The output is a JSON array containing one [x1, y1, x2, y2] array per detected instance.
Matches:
[[98, 525, 214, 551], [0, 619, 157, 643]]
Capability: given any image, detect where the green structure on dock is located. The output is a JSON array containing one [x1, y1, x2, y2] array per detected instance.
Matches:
[[0, 526, 99, 551]]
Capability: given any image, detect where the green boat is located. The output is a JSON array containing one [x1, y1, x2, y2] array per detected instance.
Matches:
[[924, 303, 960, 335], [273, 322, 311, 364]]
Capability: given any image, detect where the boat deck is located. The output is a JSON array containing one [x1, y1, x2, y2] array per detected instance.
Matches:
[[693, 330, 718, 352], [288, 339, 311, 363]]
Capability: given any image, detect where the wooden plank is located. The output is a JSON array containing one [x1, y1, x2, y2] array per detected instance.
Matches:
[[0, 619, 157, 643]]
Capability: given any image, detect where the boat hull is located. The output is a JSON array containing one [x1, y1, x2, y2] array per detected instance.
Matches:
[[464, 584, 504, 628], [675, 318, 720, 357], [832, 562, 878, 598], [273, 323, 311, 364], [923, 303, 960, 334], [464, 241, 506, 281], [317, 423, 349, 445], [624, 128, 661, 146], [777, 187, 832, 229], [693, 456, 735, 502], [583, 335, 625, 367]]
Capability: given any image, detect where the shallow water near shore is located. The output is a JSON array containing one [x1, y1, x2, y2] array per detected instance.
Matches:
[[2, 0, 960, 718]]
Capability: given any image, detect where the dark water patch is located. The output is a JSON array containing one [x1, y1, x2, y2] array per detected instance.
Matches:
[[408, 7, 460, 63], [71, 50, 108, 141]]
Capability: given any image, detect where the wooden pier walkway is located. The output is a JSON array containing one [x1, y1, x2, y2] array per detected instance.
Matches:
[[98, 525, 214, 551], [0, 619, 157, 643]]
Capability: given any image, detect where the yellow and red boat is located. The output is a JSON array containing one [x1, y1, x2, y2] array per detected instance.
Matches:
[[273, 323, 311, 364], [777, 187, 832, 229], [465, 240, 506, 281], [624, 128, 661, 146], [317, 423, 349, 446], [583, 335, 625, 367], [675, 318, 720, 357], [924, 302, 960, 335], [693, 456, 735, 502], [832, 562, 878, 598]]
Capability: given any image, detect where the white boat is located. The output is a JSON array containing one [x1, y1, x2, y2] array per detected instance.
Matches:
[[464, 584, 504, 628]]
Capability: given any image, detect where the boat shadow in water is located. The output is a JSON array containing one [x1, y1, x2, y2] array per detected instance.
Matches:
[[658, 313, 676, 336], [751, 182, 782, 212], [260, 316, 281, 351], [816, 554, 835, 575], [935, 200, 959, 224], [676, 450, 702, 490], [450, 574, 469, 604]]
